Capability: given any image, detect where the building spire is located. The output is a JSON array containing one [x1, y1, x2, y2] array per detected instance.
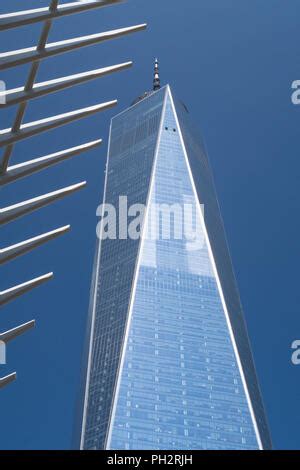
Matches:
[[153, 58, 161, 91]]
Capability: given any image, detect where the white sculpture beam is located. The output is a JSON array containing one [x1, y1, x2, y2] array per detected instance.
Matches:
[[0, 274, 53, 307], [0, 101, 117, 147], [0, 25, 147, 70], [0, 62, 132, 108], [0, 140, 102, 186], [0, 373, 17, 389], [0, 320, 35, 343], [0, 226, 70, 265], [0, 1, 122, 31], [0, 182, 86, 226]]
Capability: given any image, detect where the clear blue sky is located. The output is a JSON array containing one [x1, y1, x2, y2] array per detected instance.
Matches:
[[1, 0, 300, 450]]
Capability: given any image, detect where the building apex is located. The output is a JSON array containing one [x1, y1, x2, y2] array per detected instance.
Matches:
[[131, 58, 162, 106]]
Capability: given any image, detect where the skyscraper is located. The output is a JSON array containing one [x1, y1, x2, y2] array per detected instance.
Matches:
[[76, 61, 272, 450]]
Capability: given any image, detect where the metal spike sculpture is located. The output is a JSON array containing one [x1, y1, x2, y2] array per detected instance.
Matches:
[[0, 0, 146, 389]]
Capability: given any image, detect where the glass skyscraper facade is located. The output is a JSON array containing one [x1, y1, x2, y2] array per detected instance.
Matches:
[[76, 84, 272, 450]]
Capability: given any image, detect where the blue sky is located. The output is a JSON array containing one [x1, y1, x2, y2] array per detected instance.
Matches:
[[0, 0, 300, 450]]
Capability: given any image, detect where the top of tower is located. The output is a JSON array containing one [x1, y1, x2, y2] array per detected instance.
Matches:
[[131, 58, 162, 106], [153, 58, 161, 91]]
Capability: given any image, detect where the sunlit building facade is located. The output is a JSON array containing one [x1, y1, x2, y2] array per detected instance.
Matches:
[[77, 68, 272, 450]]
